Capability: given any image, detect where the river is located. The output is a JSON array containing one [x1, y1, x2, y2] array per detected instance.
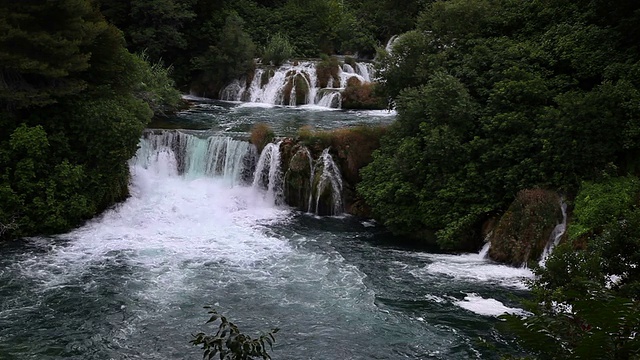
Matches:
[[0, 101, 532, 359]]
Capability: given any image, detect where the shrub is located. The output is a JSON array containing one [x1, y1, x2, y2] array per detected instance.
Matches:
[[341, 82, 386, 110], [316, 54, 340, 88], [568, 176, 640, 240], [262, 33, 295, 67], [296, 125, 387, 185], [250, 123, 275, 153]]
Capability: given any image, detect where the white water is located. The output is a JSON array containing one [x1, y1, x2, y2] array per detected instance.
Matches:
[[454, 293, 529, 317], [219, 60, 375, 108], [252, 141, 284, 205], [478, 242, 491, 259], [408, 251, 534, 290], [313, 148, 344, 215], [539, 200, 568, 267], [137, 130, 255, 186], [385, 35, 399, 53]]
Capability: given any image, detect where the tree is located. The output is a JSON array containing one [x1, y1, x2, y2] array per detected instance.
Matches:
[[99, 0, 196, 63], [0, 0, 177, 240], [0, 0, 106, 108], [262, 33, 294, 66], [358, 0, 640, 250], [191, 12, 256, 95]]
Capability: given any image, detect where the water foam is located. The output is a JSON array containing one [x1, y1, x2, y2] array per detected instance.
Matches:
[[454, 293, 529, 317], [408, 252, 534, 289]]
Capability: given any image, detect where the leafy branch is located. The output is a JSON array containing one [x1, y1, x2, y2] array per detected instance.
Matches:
[[191, 307, 279, 360]]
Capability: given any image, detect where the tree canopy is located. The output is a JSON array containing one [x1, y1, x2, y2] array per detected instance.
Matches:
[[0, 0, 180, 239], [358, 0, 640, 249]]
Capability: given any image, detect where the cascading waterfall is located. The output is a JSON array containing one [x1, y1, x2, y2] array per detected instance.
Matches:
[[539, 200, 568, 267], [220, 60, 375, 108], [312, 148, 344, 216], [134, 130, 255, 186], [355, 62, 374, 82], [137, 131, 344, 215], [252, 141, 284, 205]]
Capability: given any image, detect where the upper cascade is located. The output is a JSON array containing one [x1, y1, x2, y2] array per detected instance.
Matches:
[[219, 60, 375, 108]]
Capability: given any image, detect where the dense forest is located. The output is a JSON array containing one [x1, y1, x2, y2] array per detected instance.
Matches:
[[0, 0, 181, 239], [96, 0, 427, 94], [1, 0, 639, 358]]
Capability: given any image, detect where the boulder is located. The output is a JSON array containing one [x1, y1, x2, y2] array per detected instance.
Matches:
[[489, 189, 563, 266]]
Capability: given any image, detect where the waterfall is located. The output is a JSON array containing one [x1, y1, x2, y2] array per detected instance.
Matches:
[[219, 60, 375, 109], [539, 200, 568, 267], [252, 141, 284, 205], [134, 130, 255, 186], [479, 242, 491, 259], [312, 148, 344, 216], [136, 131, 347, 215], [317, 90, 342, 108], [385, 35, 399, 53], [355, 62, 374, 82]]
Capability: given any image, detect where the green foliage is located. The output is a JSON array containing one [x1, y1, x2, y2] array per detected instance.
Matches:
[[262, 33, 295, 66], [192, 13, 256, 95], [341, 81, 386, 110], [568, 176, 640, 240], [0, 0, 106, 107], [315, 55, 340, 88], [502, 289, 640, 360], [98, 0, 195, 66], [501, 176, 640, 359], [133, 52, 184, 116], [0, 0, 179, 241], [191, 307, 279, 360], [359, 0, 640, 249]]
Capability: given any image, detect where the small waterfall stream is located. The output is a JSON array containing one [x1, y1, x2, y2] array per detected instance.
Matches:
[[539, 200, 568, 267], [252, 141, 285, 205], [312, 148, 344, 215]]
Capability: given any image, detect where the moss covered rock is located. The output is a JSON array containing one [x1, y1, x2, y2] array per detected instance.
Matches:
[[283, 145, 313, 211], [489, 189, 563, 266], [316, 56, 340, 88]]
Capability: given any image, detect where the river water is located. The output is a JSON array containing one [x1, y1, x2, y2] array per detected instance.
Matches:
[[0, 101, 532, 359]]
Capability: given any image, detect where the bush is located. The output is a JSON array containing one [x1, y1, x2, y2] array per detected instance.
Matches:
[[262, 33, 295, 67], [133, 52, 184, 116], [250, 123, 275, 153], [341, 82, 386, 110], [568, 176, 640, 240], [316, 55, 340, 88], [296, 125, 387, 185]]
